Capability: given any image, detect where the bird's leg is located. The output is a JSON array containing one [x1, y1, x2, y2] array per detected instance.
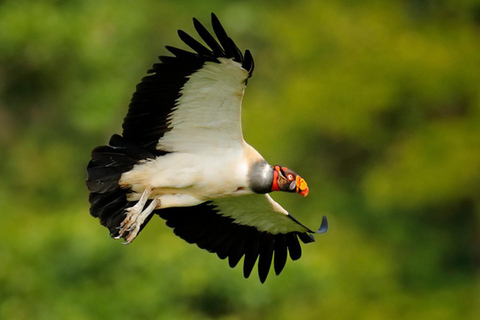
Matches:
[[122, 198, 157, 244], [116, 186, 158, 244], [120, 186, 151, 227]]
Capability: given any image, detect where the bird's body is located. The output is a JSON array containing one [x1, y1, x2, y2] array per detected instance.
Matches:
[[120, 142, 261, 201], [86, 14, 327, 283]]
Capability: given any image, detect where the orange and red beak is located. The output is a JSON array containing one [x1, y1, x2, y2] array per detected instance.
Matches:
[[295, 175, 309, 197]]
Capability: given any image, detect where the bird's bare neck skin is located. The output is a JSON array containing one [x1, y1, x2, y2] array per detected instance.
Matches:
[[248, 160, 273, 194]]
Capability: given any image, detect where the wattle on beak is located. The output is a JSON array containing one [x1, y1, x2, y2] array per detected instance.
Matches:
[[296, 175, 309, 197]]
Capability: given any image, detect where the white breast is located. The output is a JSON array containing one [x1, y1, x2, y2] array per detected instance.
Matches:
[[119, 145, 256, 201]]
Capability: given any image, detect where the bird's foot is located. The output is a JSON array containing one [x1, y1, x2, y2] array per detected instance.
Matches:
[[115, 186, 157, 244]]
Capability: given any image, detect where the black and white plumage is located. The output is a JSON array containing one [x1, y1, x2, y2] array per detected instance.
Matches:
[[86, 13, 328, 283]]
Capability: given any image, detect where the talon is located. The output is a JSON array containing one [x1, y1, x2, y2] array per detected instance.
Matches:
[[115, 187, 157, 244]]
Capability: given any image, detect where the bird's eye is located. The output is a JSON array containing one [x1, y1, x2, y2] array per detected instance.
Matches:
[[287, 174, 294, 181]]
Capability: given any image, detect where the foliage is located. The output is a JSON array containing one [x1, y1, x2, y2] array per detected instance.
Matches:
[[1, 0, 479, 319]]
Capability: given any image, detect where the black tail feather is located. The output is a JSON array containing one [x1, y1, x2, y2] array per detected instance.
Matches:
[[86, 134, 156, 237]]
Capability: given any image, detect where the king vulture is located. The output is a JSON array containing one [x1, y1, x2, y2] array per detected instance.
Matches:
[[86, 13, 328, 283]]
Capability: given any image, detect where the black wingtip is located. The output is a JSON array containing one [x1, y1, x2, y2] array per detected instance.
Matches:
[[211, 12, 219, 25], [177, 29, 213, 57], [257, 234, 274, 283], [193, 16, 224, 57], [242, 50, 254, 77], [286, 233, 302, 261], [273, 236, 287, 275], [210, 12, 230, 52], [173, 13, 254, 77], [317, 215, 328, 234]]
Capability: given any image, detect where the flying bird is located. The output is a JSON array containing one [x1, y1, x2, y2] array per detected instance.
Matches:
[[86, 13, 328, 283]]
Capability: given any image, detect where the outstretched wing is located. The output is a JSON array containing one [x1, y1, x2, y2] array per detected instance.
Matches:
[[157, 194, 328, 283], [122, 13, 255, 154]]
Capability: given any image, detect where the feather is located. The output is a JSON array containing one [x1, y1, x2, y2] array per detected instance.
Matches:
[[211, 13, 231, 56], [242, 50, 254, 77], [258, 233, 275, 283], [193, 18, 225, 57], [243, 230, 260, 278], [273, 235, 288, 275], [227, 229, 248, 268], [165, 46, 200, 60], [286, 233, 302, 261], [177, 29, 213, 57]]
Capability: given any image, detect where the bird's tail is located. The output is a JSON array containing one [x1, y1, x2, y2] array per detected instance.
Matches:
[[86, 134, 156, 238]]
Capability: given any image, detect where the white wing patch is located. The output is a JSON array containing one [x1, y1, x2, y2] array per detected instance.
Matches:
[[157, 58, 249, 153], [211, 194, 310, 234]]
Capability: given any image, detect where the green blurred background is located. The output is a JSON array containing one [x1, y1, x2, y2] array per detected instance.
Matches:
[[1, 0, 480, 319]]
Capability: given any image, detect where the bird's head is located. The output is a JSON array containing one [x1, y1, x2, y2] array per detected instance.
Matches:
[[271, 165, 309, 196]]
